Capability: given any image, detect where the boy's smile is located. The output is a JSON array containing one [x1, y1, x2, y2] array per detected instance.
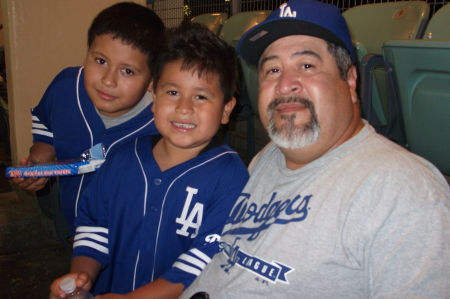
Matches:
[[83, 34, 152, 117], [151, 60, 235, 153]]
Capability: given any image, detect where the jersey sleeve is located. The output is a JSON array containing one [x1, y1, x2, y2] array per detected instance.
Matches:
[[160, 154, 249, 288], [72, 161, 112, 267], [30, 70, 70, 145]]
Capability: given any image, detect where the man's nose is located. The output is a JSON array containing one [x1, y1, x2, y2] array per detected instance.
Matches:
[[275, 69, 302, 95]]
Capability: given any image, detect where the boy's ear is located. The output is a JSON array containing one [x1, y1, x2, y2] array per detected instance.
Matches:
[[147, 80, 154, 93], [221, 97, 236, 125], [149, 82, 156, 113]]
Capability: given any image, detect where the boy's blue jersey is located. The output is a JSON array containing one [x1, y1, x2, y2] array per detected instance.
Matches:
[[72, 136, 249, 294], [31, 66, 158, 234]]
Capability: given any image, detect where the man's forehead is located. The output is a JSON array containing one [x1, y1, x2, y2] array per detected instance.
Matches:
[[260, 35, 327, 61]]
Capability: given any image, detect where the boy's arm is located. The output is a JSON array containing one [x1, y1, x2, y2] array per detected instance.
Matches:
[[49, 256, 101, 299], [96, 278, 184, 299], [12, 142, 56, 191], [70, 256, 102, 282]]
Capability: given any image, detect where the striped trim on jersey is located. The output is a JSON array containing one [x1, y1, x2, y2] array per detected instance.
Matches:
[[173, 248, 212, 276], [74, 226, 109, 255], [31, 115, 53, 138]]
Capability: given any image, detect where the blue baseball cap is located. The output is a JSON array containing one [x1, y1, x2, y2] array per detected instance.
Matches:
[[238, 0, 354, 66]]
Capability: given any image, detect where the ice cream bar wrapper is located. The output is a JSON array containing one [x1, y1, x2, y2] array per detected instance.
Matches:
[[5, 143, 106, 178]]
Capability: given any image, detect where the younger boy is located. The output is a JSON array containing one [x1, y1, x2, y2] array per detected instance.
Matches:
[[13, 2, 165, 235], [50, 21, 249, 298]]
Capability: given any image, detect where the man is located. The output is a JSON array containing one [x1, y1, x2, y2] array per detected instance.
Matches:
[[181, 0, 450, 298]]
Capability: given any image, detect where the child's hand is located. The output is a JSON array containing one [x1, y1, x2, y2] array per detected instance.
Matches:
[[12, 158, 49, 191], [49, 272, 93, 299]]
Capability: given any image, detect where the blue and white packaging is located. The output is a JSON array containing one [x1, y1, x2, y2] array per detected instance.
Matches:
[[6, 143, 106, 178]]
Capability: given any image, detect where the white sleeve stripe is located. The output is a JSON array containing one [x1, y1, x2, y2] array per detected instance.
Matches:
[[178, 253, 207, 269], [189, 248, 212, 263], [74, 232, 108, 244], [32, 129, 53, 138], [173, 262, 202, 276], [32, 123, 48, 129], [73, 240, 109, 254], [76, 226, 109, 234], [32, 115, 39, 121]]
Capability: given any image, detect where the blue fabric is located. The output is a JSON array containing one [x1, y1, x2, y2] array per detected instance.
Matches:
[[238, 0, 354, 65], [31, 67, 158, 235], [73, 137, 249, 294]]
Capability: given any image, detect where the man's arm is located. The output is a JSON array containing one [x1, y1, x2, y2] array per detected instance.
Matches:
[[12, 142, 56, 191], [370, 202, 450, 297]]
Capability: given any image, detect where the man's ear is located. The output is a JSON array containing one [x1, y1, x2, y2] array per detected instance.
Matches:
[[347, 65, 358, 104], [221, 97, 236, 125]]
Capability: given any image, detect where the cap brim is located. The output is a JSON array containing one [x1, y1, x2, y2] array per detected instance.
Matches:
[[239, 18, 351, 66]]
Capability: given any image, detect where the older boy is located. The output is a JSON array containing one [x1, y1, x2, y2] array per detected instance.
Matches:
[[13, 2, 165, 235], [50, 22, 249, 299]]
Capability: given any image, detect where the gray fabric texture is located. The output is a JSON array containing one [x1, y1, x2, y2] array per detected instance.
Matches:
[[98, 91, 152, 129], [181, 123, 450, 299]]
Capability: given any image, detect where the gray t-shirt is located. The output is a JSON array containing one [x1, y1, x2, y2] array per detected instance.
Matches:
[[181, 123, 450, 299], [98, 91, 152, 129]]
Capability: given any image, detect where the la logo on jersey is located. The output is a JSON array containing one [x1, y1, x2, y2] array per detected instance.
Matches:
[[176, 186, 203, 238], [279, 3, 297, 18]]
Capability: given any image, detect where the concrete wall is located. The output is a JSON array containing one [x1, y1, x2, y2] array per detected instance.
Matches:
[[1, 0, 145, 164]]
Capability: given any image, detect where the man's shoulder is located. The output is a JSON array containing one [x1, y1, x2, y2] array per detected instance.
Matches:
[[351, 131, 450, 203]]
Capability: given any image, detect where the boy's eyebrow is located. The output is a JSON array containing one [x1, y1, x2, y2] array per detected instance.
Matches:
[[89, 50, 143, 72], [161, 81, 215, 96], [160, 81, 180, 88], [259, 49, 323, 69]]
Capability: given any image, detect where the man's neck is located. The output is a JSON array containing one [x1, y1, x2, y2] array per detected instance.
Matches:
[[281, 117, 364, 170]]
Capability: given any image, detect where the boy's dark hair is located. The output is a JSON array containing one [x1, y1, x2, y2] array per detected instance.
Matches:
[[152, 21, 237, 104], [88, 2, 165, 71]]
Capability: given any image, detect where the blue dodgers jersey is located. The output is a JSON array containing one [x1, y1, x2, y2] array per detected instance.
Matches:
[[31, 67, 158, 234], [73, 136, 249, 294]]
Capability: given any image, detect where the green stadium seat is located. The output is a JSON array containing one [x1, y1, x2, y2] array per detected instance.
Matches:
[[422, 2, 450, 40], [191, 12, 228, 35], [343, 1, 430, 138], [382, 3, 450, 175], [220, 10, 271, 162], [219, 10, 271, 47]]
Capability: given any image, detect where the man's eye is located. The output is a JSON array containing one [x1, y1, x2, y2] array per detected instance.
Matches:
[[168, 91, 178, 96], [267, 68, 280, 74], [303, 64, 314, 69]]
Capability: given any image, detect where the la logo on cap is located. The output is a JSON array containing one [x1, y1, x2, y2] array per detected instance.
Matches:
[[279, 3, 297, 17]]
